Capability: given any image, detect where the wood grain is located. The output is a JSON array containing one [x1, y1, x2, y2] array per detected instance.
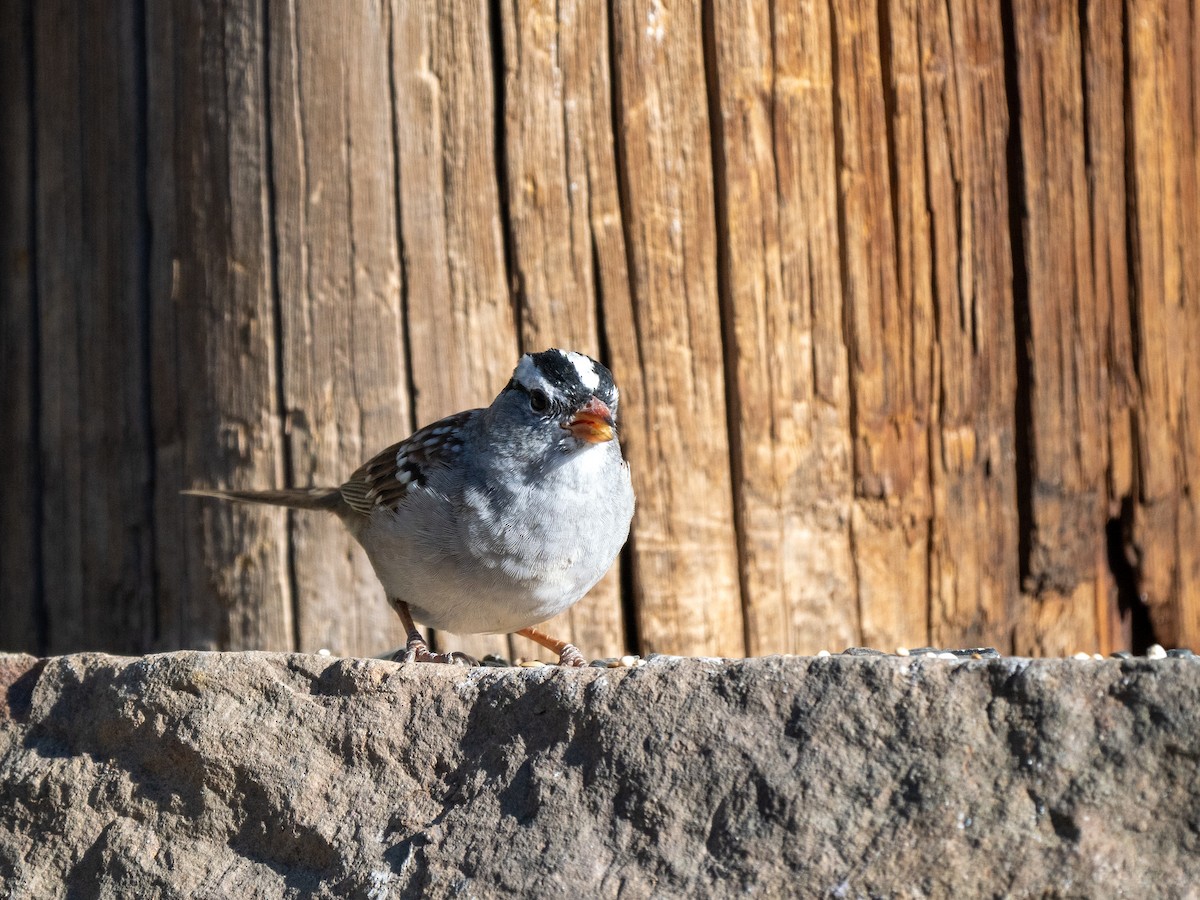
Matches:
[[268, 0, 409, 657], [499, 0, 627, 661], [710, 0, 857, 655], [1083, 0, 1137, 651], [147, 0, 293, 650], [33, 0, 156, 653], [2, 0, 1198, 661], [1127, 0, 1200, 649], [830, 0, 930, 650], [0, 0, 40, 652], [914, 0, 1021, 650], [388, 0, 519, 661], [608, 0, 744, 657], [1008, 0, 1111, 655]]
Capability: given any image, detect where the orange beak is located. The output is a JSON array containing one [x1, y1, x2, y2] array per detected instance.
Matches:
[[565, 397, 615, 443]]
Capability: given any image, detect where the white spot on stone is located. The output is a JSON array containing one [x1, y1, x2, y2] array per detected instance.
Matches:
[[367, 869, 392, 900]]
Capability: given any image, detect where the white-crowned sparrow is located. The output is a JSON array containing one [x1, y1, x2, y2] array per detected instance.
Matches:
[[187, 349, 635, 667]]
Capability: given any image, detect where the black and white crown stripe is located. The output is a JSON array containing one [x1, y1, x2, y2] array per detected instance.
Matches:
[[509, 349, 619, 409]]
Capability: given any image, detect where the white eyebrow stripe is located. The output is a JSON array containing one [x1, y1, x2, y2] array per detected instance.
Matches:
[[514, 355, 561, 401], [560, 349, 600, 392], [514, 354, 541, 388]]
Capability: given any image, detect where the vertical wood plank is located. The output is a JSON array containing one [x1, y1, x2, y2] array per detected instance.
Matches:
[[389, 0, 518, 660], [147, 0, 293, 650], [571, 7, 643, 657], [831, 0, 930, 650], [610, 0, 744, 656], [1127, 0, 1200, 649], [1083, 0, 1137, 651], [1009, 0, 1110, 655], [499, 0, 626, 661], [914, 0, 1021, 649], [710, 0, 857, 655], [33, 0, 155, 653], [268, 0, 409, 657], [0, 0, 41, 652], [32, 0, 85, 652]]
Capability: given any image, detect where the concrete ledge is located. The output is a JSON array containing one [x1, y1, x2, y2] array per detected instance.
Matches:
[[1, 652, 1197, 897]]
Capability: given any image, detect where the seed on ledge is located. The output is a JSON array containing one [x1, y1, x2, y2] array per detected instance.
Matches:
[[1147, 644, 1167, 660], [607, 655, 643, 668]]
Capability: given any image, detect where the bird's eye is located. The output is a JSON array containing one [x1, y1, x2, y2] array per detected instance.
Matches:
[[529, 389, 550, 413]]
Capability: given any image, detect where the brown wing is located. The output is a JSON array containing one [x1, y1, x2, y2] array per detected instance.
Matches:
[[338, 410, 475, 517]]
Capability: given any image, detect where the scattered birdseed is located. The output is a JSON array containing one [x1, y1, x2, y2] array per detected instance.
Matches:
[[896, 647, 910, 656], [816, 650, 832, 658], [1147, 644, 1167, 660], [1109, 651, 1132, 660], [1073, 652, 1091, 661], [1093, 653, 1104, 661], [518, 660, 545, 668], [605, 656, 641, 669], [937, 652, 958, 661], [317, 648, 331, 657]]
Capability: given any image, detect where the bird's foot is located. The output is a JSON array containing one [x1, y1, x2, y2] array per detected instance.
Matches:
[[514, 626, 589, 667], [557, 644, 587, 668], [394, 637, 478, 667]]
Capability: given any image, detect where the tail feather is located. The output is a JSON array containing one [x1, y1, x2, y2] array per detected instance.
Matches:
[[183, 486, 345, 512]]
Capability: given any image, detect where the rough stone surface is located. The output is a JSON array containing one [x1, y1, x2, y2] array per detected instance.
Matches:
[[1, 652, 1198, 898]]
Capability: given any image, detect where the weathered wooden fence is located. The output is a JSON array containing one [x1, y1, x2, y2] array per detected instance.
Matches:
[[1, 0, 1197, 661]]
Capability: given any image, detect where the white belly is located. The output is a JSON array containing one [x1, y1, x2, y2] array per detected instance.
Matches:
[[353, 445, 634, 635]]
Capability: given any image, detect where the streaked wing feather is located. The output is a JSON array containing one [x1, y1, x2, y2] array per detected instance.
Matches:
[[339, 410, 474, 516]]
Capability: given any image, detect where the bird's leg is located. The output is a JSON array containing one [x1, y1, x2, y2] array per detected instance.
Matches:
[[388, 598, 477, 666], [516, 626, 587, 667]]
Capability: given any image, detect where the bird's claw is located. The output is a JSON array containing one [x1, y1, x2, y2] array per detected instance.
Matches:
[[396, 640, 478, 667], [558, 644, 587, 668]]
